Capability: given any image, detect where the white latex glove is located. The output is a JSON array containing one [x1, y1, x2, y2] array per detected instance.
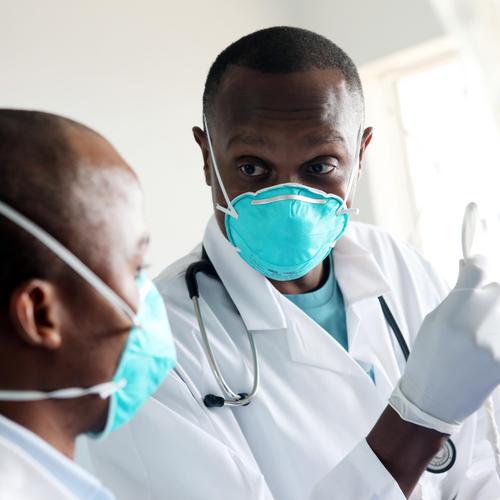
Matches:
[[390, 255, 500, 434]]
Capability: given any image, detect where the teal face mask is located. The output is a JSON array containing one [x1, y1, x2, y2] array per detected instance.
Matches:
[[225, 183, 349, 280], [0, 200, 176, 438], [203, 115, 359, 281], [93, 271, 176, 439]]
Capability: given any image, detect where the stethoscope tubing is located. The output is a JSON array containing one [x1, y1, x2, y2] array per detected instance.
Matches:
[[186, 251, 410, 408], [185, 251, 456, 475]]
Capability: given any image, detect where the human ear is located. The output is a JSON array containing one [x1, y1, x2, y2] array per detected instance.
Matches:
[[357, 127, 373, 179], [359, 127, 373, 164], [193, 126, 212, 187], [9, 280, 62, 350]]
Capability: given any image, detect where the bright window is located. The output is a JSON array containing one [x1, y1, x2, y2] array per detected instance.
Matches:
[[361, 40, 500, 285]]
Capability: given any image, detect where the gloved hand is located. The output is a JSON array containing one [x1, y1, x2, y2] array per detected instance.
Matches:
[[390, 255, 500, 434]]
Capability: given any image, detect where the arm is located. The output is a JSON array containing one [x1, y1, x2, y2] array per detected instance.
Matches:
[[380, 255, 500, 497], [313, 256, 500, 500], [310, 408, 447, 500], [366, 407, 447, 497]]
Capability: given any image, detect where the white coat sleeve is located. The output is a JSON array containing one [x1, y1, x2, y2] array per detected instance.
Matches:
[[396, 252, 500, 498], [310, 439, 405, 500], [80, 370, 274, 500], [454, 388, 500, 499]]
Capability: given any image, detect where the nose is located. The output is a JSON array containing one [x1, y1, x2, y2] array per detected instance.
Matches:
[[275, 169, 301, 185]]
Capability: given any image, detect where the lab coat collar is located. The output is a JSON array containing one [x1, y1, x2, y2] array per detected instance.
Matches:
[[0, 414, 112, 499], [203, 216, 288, 331], [333, 229, 392, 306], [202, 216, 391, 332]]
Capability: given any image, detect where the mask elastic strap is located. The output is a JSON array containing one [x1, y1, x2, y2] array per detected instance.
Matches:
[[203, 114, 238, 219], [0, 200, 138, 326], [0, 380, 126, 402]]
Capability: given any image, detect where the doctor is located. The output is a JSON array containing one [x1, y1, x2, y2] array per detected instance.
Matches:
[[0, 110, 176, 499], [84, 27, 500, 498]]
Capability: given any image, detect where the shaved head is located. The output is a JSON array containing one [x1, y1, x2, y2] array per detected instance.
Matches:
[[0, 111, 150, 444], [0, 109, 136, 305]]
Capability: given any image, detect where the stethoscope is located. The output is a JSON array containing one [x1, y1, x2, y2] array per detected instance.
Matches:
[[185, 248, 458, 474], [186, 248, 409, 410]]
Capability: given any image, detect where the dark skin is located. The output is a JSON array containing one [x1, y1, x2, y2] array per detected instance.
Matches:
[[0, 129, 150, 459], [195, 67, 369, 294], [193, 66, 448, 496]]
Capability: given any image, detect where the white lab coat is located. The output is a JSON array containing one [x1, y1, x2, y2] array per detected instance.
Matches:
[[0, 434, 77, 500], [0, 414, 113, 500], [82, 217, 500, 499]]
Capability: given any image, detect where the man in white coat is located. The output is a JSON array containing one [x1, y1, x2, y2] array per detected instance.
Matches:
[[84, 27, 500, 498], [0, 110, 175, 499]]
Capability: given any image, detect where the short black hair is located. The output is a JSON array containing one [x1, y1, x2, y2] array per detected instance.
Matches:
[[0, 110, 96, 306], [203, 26, 364, 119]]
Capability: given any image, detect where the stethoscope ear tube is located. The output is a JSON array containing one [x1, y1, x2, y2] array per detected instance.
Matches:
[[186, 260, 216, 299]]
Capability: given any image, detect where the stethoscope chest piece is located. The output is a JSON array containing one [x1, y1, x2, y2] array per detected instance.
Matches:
[[426, 439, 457, 474]]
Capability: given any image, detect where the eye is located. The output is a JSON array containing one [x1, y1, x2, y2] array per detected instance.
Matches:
[[239, 163, 268, 177], [306, 162, 338, 175], [135, 263, 151, 279]]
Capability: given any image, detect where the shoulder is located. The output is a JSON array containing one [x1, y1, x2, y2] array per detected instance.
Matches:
[[155, 244, 202, 301], [347, 221, 423, 263], [0, 435, 76, 499], [347, 221, 449, 303]]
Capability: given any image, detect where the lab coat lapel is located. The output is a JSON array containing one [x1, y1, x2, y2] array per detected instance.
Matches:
[[203, 217, 401, 392], [334, 230, 403, 392], [203, 217, 363, 378], [347, 300, 403, 397], [333, 230, 392, 310], [203, 216, 287, 331], [280, 295, 398, 395], [282, 227, 401, 391], [281, 297, 369, 379]]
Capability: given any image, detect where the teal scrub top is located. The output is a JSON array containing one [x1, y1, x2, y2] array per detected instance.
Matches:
[[285, 254, 348, 351]]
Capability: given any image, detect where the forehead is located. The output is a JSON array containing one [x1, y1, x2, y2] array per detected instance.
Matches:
[[78, 166, 144, 236], [212, 66, 361, 142], [71, 165, 147, 283], [67, 128, 147, 259]]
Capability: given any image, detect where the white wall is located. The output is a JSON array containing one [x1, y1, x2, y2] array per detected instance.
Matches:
[[0, 0, 444, 274], [285, 0, 444, 65]]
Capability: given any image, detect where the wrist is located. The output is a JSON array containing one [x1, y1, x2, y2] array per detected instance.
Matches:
[[366, 406, 448, 497], [389, 383, 462, 435]]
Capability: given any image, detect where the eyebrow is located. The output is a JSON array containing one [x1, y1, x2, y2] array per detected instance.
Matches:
[[138, 235, 150, 248], [226, 131, 346, 151], [302, 133, 346, 148], [226, 133, 274, 151]]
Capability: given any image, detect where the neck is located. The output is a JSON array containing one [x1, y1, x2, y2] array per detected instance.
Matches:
[[0, 401, 78, 459], [270, 259, 328, 295]]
